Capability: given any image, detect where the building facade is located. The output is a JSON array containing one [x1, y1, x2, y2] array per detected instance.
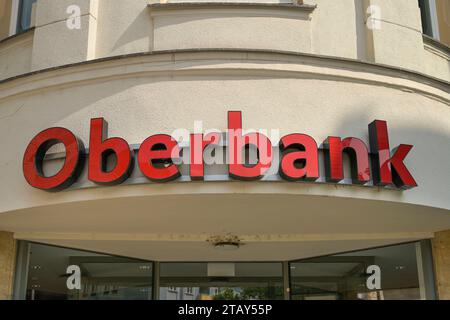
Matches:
[[0, 0, 449, 300]]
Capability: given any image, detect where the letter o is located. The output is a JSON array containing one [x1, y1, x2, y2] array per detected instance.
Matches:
[[23, 127, 85, 191]]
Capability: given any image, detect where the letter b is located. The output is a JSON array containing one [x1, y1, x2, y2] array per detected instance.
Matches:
[[88, 118, 133, 185], [228, 111, 272, 180]]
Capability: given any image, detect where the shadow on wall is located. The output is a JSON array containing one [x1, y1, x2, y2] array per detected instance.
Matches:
[[354, 0, 371, 61], [109, 3, 312, 53], [112, 8, 153, 53], [152, 10, 312, 29], [333, 103, 450, 210]]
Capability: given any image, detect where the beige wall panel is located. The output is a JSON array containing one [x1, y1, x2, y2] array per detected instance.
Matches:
[[0, 0, 12, 40], [367, 0, 426, 71], [436, 0, 450, 47], [151, 8, 312, 53], [95, 0, 152, 58], [371, 20, 426, 71], [423, 46, 450, 81], [0, 32, 33, 81], [304, 0, 359, 59], [31, 0, 98, 70], [432, 230, 450, 300], [0, 231, 16, 300], [35, 0, 98, 27]]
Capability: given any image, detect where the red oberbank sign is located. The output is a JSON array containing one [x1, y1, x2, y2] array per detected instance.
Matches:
[[23, 111, 417, 192]]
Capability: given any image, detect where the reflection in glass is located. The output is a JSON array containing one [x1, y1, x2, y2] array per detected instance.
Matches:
[[22, 241, 430, 300], [17, 0, 36, 33], [159, 262, 284, 300], [290, 243, 421, 300], [26, 243, 153, 300]]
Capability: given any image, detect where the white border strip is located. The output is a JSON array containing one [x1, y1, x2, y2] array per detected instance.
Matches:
[[9, 0, 20, 36], [428, 0, 441, 40]]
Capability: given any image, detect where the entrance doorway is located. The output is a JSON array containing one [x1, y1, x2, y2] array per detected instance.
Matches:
[[14, 241, 435, 300], [159, 262, 284, 300]]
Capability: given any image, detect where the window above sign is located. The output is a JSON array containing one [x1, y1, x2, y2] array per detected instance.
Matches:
[[419, 0, 450, 46], [16, 0, 37, 33], [0, 0, 36, 41], [148, 0, 298, 3]]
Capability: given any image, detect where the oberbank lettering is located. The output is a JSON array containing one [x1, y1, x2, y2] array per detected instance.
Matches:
[[23, 111, 417, 192]]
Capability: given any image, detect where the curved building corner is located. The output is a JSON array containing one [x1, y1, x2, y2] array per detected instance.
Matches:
[[0, 0, 449, 300]]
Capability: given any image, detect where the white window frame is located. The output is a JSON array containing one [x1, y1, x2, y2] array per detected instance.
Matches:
[[9, 0, 37, 36], [428, 0, 441, 40], [421, 0, 441, 40], [9, 0, 20, 36]]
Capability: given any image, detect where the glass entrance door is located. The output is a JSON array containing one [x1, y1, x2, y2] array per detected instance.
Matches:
[[290, 243, 422, 300], [159, 262, 284, 300], [18, 241, 433, 300], [25, 243, 153, 300]]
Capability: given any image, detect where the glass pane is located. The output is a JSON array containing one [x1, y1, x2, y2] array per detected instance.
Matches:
[[419, 0, 433, 37], [17, 0, 36, 33], [290, 242, 422, 300], [26, 243, 153, 300], [159, 262, 284, 300]]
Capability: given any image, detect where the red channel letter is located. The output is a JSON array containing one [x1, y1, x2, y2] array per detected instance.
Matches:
[[279, 134, 319, 181], [23, 127, 85, 191], [323, 136, 370, 184], [138, 134, 181, 182], [190, 132, 221, 180], [369, 120, 417, 189], [228, 111, 272, 180], [88, 118, 133, 185]]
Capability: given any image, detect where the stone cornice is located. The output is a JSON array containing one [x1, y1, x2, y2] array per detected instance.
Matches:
[[147, 2, 317, 13], [0, 49, 448, 104]]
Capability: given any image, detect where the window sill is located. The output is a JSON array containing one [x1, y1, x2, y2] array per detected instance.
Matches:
[[423, 34, 450, 59], [147, 2, 317, 12], [0, 27, 35, 46]]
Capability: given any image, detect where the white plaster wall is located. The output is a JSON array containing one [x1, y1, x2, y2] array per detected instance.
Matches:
[[366, 0, 426, 71], [31, 0, 98, 70], [0, 32, 33, 81], [151, 7, 312, 52], [0, 52, 448, 213], [423, 47, 450, 82], [95, 0, 152, 58], [0, 0, 448, 82], [35, 0, 99, 27], [304, 0, 359, 59]]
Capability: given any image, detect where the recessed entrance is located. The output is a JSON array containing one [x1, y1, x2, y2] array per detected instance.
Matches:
[[15, 241, 435, 300], [159, 262, 284, 300]]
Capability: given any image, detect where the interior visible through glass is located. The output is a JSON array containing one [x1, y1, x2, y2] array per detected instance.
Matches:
[[290, 242, 422, 300], [22, 241, 430, 300], [17, 0, 36, 33], [26, 243, 153, 300], [159, 262, 284, 300]]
